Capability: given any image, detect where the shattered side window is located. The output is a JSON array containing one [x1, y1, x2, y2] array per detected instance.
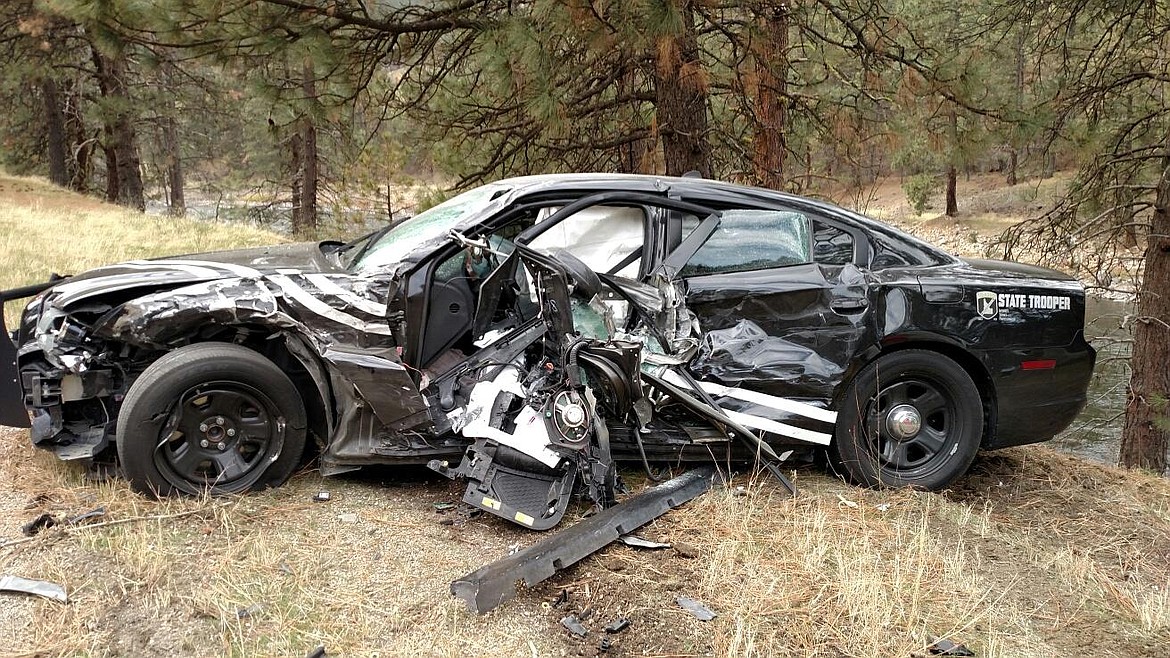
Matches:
[[351, 184, 506, 272], [680, 210, 811, 277]]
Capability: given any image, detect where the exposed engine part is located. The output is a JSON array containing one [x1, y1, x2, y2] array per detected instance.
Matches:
[[546, 389, 591, 448]]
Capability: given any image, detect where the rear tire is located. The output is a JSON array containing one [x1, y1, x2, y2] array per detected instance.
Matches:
[[117, 342, 307, 497], [833, 350, 982, 490]]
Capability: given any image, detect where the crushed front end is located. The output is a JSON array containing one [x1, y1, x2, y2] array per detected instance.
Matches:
[[8, 283, 142, 461]]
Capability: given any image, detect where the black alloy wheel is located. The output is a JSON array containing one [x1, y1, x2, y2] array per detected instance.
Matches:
[[834, 349, 983, 490], [117, 342, 307, 496]]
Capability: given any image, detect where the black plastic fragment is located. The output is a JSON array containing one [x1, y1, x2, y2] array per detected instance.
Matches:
[[561, 615, 588, 637], [604, 617, 630, 634], [451, 467, 717, 614], [21, 514, 57, 537], [305, 646, 327, 658], [66, 506, 106, 525], [553, 589, 569, 608]]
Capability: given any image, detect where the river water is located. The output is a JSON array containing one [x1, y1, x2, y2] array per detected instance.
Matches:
[[1048, 296, 1131, 465]]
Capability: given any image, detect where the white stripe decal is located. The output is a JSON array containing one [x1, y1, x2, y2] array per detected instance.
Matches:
[[694, 380, 837, 424], [657, 369, 836, 425], [303, 273, 387, 316], [722, 409, 833, 445], [268, 274, 393, 335], [128, 259, 262, 278], [111, 261, 223, 279]]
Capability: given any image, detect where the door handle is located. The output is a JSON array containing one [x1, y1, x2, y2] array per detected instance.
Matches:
[[831, 297, 869, 314]]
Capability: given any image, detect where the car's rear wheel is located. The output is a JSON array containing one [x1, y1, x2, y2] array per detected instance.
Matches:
[[834, 350, 982, 490], [117, 342, 306, 496]]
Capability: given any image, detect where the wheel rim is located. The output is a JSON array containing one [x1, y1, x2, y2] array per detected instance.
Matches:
[[152, 382, 285, 492], [862, 377, 957, 477]]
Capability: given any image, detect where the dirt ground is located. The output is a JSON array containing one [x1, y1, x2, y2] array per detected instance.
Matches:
[[3, 424, 1168, 657]]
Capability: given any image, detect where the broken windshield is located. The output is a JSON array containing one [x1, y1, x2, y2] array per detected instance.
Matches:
[[349, 183, 508, 272]]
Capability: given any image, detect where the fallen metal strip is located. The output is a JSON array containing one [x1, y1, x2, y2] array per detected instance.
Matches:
[[451, 466, 717, 614]]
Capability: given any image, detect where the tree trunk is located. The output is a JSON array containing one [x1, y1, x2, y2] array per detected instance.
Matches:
[[653, 0, 711, 177], [41, 78, 68, 186], [161, 64, 185, 216], [103, 144, 119, 202], [63, 82, 92, 192], [290, 131, 303, 230], [1119, 146, 1170, 473], [945, 164, 958, 216], [91, 45, 144, 211], [292, 57, 318, 235], [162, 114, 185, 216], [750, 4, 788, 190], [1007, 22, 1026, 187]]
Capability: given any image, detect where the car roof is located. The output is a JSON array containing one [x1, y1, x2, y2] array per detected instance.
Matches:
[[491, 173, 956, 264]]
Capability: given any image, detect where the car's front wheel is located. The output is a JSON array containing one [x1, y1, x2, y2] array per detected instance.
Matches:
[[834, 350, 983, 490], [117, 342, 307, 496]]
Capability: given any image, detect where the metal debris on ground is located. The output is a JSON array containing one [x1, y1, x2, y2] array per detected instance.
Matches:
[[560, 615, 588, 637], [599, 636, 613, 652], [552, 589, 569, 608], [451, 467, 716, 614], [618, 535, 671, 549], [313, 491, 331, 502], [0, 575, 68, 603], [66, 506, 106, 525], [433, 502, 456, 512], [604, 617, 630, 633], [21, 506, 108, 536], [20, 513, 56, 536], [676, 595, 716, 621], [928, 638, 975, 656], [236, 603, 263, 619]]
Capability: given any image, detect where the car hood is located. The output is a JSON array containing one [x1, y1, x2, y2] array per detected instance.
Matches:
[[44, 242, 336, 309]]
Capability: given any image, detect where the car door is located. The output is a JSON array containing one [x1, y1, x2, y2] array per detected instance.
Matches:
[[667, 202, 872, 402]]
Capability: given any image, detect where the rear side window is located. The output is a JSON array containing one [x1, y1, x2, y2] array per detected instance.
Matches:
[[680, 209, 811, 276], [813, 222, 854, 266]]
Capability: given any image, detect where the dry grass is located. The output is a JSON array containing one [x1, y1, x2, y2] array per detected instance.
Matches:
[[0, 171, 284, 327], [6, 426, 1169, 657], [3, 175, 1169, 657]]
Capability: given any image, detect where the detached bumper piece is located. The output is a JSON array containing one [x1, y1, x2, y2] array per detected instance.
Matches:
[[451, 466, 717, 614], [0, 313, 29, 428]]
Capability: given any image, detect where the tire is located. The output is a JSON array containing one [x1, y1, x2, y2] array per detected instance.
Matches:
[[833, 349, 982, 490], [117, 342, 307, 497]]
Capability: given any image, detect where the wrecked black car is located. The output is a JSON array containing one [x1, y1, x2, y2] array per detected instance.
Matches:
[[0, 174, 1095, 529]]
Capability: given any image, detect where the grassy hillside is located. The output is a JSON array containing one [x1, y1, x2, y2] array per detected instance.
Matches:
[[1, 176, 1167, 658], [0, 172, 283, 327]]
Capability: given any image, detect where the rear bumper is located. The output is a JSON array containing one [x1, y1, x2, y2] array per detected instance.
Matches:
[[983, 334, 1096, 449]]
